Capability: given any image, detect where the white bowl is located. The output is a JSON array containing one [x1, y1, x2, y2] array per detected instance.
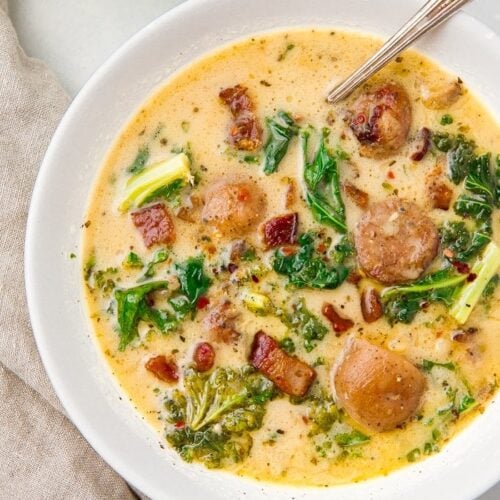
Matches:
[[25, 0, 500, 498]]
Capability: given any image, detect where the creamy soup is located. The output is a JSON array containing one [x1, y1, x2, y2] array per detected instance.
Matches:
[[82, 29, 500, 487]]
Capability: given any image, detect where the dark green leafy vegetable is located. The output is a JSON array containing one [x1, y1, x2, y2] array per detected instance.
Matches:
[[127, 145, 150, 175], [332, 234, 355, 264], [263, 111, 298, 175], [439, 221, 491, 263], [302, 128, 347, 233], [272, 232, 348, 290], [164, 366, 276, 468], [278, 337, 296, 354], [382, 269, 467, 324], [334, 430, 370, 447], [114, 281, 171, 350], [432, 133, 476, 184], [123, 252, 143, 269], [141, 248, 169, 280], [141, 178, 185, 206], [440, 114, 454, 126], [92, 267, 118, 295], [421, 359, 455, 372], [283, 298, 328, 352]]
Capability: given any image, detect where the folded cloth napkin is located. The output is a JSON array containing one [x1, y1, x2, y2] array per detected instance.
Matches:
[[0, 2, 137, 498]]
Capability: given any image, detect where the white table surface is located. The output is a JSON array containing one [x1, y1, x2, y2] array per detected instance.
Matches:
[[7, 0, 500, 498]]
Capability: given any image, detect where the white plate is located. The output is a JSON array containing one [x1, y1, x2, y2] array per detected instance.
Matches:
[[25, 0, 500, 499]]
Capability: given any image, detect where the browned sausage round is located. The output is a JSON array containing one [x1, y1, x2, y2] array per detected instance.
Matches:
[[348, 82, 412, 158], [332, 338, 426, 431], [355, 198, 439, 285], [201, 181, 266, 237]]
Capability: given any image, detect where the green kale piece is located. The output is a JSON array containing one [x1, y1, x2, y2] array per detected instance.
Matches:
[[114, 281, 172, 350], [127, 145, 150, 175], [332, 234, 355, 264], [302, 128, 347, 233], [421, 359, 455, 372], [141, 248, 169, 280], [283, 299, 328, 352], [263, 111, 298, 175], [140, 177, 185, 206], [123, 252, 144, 269], [381, 269, 467, 325], [439, 221, 491, 263], [432, 133, 476, 184], [164, 366, 276, 468], [334, 430, 370, 447], [272, 232, 348, 290]]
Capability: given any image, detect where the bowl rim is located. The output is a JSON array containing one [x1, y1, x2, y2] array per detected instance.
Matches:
[[24, 0, 500, 498]]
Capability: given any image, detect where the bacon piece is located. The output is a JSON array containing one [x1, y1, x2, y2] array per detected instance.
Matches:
[[203, 300, 240, 343], [360, 288, 383, 323], [193, 342, 215, 372], [322, 304, 354, 335], [281, 177, 297, 209], [410, 127, 431, 161], [262, 213, 298, 248], [219, 85, 262, 151], [131, 203, 175, 248], [145, 355, 178, 383], [343, 182, 369, 209], [249, 331, 316, 397]]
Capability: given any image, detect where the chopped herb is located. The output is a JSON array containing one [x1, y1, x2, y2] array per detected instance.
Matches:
[[69, 252, 76, 259], [123, 252, 144, 269], [440, 114, 454, 126], [406, 448, 421, 462], [243, 155, 260, 164], [141, 248, 169, 280], [421, 359, 455, 372], [127, 145, 150, 175], [181, 121, 190, 133], [278, 43, 295, 61], [279, 337, 296, 354], [334, 430, 370, 447], [83, 255, 96, 281]]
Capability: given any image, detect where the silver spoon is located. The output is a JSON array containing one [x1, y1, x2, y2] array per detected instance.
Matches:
[[327, 0, 472, 104]]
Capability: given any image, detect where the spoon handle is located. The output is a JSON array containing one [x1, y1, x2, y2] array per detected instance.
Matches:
[[326, 0, 472, 104]]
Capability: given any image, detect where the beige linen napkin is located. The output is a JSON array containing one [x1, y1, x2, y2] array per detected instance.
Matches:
[[0, 1, 137, 498]]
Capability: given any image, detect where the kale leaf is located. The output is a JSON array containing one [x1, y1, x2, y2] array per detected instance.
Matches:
[[432, 133, 476, 184], [302, 128, 347, 233], [439, 220, 491, 263], [382, 269, 467, 325], [164, 366, 276, 468], [127, 145, 150, 175], [272, 232, 348, 290], [263, 111, 298, 175]]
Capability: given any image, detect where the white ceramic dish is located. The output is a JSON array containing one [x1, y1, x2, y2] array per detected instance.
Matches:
[[25, 0, 500, 498]]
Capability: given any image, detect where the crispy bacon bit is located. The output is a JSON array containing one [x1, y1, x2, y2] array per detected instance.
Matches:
[[251, 274, 259, 283], [196, 296, 210, 310], [282, 177, 297, 208], [360, 288, 383, 323], [451, 327, 478, 342], [145, 355, 178, 383], [249, 331, 316, 397], [203, 300, 240, 343], [219, 85, 262, 151], [131, 203, 175, 248], [387, 170, 395, 179], [343, 182, 369, 209], [262, 213, 298, 248], [451, 260, 470, 274], [410, 127, 431, 161], [426, 163, 453, 211], [321, 303, 354, 335], [227, 263, 238, 273], [467, 273, 477, 282], [193, 342, 215, 372]]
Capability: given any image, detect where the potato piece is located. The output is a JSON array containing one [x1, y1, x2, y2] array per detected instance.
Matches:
[[332, 338, 426, 431]]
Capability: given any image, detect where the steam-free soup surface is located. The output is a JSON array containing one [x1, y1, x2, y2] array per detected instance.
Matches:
[[83, 29, 500, 486]]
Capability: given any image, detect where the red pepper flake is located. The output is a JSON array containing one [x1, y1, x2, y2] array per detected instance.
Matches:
[[467, 273, 477, 282], [196, 296, 210, 310], [251, 274, 260, 283], [387, 170, 395, 179], [452, 260, 470, 274], [317, 242, 327, 254], [321, 303, 354, 335], [174, 421, 185, 429]]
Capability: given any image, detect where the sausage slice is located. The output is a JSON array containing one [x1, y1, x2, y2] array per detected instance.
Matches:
[[355, 198, 439, 284], [332, 338, 426, 431], [348, 82, 412, 158], [201, 181, 266, 237], [131, 203, 175, 248]]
